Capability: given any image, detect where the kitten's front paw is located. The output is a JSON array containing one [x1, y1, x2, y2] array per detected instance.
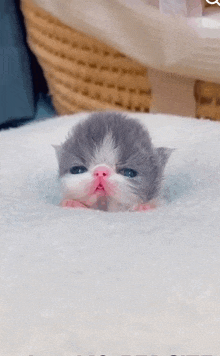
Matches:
[[133, 202, 156, 212], [61, 199, 88, 209]]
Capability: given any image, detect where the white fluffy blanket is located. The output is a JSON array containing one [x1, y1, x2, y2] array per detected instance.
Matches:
[[1, 112, 220, 355]]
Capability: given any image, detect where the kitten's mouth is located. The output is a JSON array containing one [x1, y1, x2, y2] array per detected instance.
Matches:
[[95, 183, 106, 194]]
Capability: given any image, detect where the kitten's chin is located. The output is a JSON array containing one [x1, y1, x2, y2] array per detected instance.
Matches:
[[107, 199, 130, 212], [77, 192, 132, 212], [88, 196, 130, 212], [85, 189, 141, 212], [82, 190, 107, 206], [61, 192, 157, 212]]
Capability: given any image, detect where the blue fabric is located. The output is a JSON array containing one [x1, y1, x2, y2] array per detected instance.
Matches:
[[0, 0, 35, 124]]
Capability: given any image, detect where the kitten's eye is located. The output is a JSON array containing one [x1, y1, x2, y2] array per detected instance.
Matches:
[[70, 166, 88, 174], [119, 168, 138, 178]]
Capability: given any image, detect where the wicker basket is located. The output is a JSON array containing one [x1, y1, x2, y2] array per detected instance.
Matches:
[[21, 0, 220, 120]]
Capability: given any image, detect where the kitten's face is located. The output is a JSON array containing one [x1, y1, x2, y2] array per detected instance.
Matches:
[[54, 112, 172, 212], [59, 133, 142, 211]]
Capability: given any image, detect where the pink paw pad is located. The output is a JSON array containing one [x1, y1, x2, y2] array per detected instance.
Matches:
[[61, 200, 88, 209]]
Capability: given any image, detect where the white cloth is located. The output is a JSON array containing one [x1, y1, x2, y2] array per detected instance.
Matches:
[[145, 0, 202, 116], [147, 0, 203, 17], [32, 0, 220, 84], [165, 0, 203, 17]]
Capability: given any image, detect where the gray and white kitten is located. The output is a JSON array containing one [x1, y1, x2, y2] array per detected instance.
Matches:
[[54, 112, 172, 212]]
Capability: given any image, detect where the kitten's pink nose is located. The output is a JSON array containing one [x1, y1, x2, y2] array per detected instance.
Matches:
[[93, 166, 111, 179]]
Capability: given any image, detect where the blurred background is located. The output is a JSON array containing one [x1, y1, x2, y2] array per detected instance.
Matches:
[[0, 0, 56, 130], [2, 0, 220, 130]]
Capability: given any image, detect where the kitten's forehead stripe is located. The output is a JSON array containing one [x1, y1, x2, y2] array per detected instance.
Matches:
[[91, 133, 118, 168]]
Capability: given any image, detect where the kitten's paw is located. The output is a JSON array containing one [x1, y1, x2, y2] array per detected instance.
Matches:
[[134, 202, 156, 212], [61, 199, 88, 209]]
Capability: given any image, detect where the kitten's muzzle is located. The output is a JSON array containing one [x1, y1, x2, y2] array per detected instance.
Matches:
[[93, 165, 112, 194]]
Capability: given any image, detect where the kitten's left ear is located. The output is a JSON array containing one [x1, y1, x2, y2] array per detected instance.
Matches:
[[52, 144, 61, 161], [156, 147, 174, 168]]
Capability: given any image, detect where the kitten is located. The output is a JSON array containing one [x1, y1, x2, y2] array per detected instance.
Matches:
[[54, 112, 172, 212]]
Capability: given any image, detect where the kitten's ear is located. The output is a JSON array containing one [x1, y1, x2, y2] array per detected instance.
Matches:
[[52, 144, 61, 161], [156, 147, 174, 169]]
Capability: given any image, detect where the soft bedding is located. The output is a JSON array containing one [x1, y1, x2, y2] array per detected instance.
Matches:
[[1, 112, 220, 355]]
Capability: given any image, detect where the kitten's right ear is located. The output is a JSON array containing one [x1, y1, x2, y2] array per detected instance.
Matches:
[[156, 147, 174, 169], [52, 144, 61, 161]]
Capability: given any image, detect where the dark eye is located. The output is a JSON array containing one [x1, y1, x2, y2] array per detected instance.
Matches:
[[70, 166, 88, 174], [119, 168, 138, 178]]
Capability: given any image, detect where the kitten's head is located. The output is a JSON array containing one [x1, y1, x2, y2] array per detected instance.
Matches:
[[54, 112, 172, 211]]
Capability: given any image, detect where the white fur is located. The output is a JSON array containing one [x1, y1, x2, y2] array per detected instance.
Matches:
[[61, 172, 93, 201], [90, 133, 119, 168], [61, 167, 141, 211]]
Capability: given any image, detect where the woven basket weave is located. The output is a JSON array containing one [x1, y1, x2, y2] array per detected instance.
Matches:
[[21, 0, 220, 120]]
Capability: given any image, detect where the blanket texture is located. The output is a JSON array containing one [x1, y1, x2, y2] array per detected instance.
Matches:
[[1, 112, 220, 355]]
